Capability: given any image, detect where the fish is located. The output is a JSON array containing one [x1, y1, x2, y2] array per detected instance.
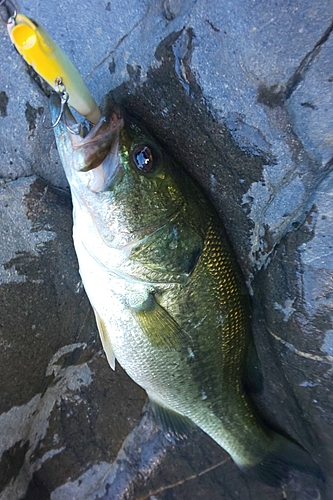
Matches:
[[50, 96, 322, 486], [7, 13, 100, 124]]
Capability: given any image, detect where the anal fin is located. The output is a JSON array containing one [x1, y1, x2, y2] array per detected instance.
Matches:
[[93, 308, 116, 370], [149, 397, 194, 442]]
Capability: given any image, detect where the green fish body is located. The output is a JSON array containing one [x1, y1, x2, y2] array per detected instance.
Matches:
[[50, 98, 321, 485]]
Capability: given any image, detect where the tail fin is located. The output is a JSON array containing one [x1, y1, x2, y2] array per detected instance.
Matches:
[[241, 433, 324, 486]]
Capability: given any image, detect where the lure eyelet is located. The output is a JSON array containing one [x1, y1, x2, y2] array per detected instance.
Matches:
[[43, 82, 81, 135]]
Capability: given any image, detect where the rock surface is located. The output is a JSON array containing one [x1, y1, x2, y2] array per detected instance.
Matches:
[[0, 0, 332, 499]]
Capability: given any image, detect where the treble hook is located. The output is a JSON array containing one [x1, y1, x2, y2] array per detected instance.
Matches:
[[0, 0, 16, 23], [51, 88, 69, 128], [48, 78, 81, 135]]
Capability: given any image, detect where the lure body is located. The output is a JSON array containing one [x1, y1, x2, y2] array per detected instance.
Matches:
[[7, 13, 100, 123]]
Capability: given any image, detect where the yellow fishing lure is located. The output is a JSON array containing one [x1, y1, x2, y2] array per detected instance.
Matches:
[[7, 13, 101, 124]]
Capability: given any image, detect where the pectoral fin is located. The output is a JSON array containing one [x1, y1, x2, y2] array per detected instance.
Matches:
[[93, 308, 116, 370], [131, 293, 185, 350], [149, 397, 194, 442]]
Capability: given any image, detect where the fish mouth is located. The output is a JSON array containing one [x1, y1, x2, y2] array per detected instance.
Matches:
[[49, 94, 124, 192]]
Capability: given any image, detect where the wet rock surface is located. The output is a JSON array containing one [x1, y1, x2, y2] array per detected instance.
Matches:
[[0, 0, 332, 499]]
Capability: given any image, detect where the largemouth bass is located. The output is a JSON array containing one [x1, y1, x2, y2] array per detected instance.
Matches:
[[50, 97, 320, 485]]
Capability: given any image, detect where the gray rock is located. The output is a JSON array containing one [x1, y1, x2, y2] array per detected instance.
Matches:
[[0, 0, 332, 498], [0, 177, 146, 499], [287, 32, 333, 166]]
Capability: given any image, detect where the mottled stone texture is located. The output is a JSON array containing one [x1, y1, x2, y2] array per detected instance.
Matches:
[[0, 0, 332, 499]]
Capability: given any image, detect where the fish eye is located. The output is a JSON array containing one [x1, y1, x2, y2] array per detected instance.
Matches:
[[132, 144, 159, 174]]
